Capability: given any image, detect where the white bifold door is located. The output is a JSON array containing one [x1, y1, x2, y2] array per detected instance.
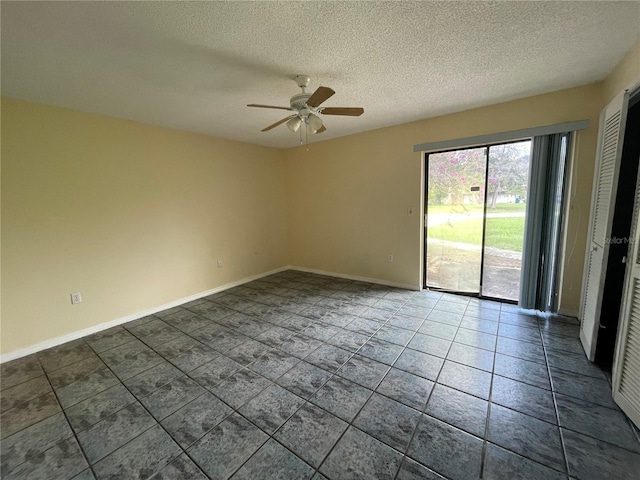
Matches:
[[579, 91, 629, 360], [612, 156, 640, 429]]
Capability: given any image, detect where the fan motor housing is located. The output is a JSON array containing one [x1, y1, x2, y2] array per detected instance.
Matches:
[[290, 93, 312, 110]]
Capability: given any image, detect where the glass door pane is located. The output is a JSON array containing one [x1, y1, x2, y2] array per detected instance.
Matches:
[[426, 147, 487, 293], [481, 141, 532, 301]]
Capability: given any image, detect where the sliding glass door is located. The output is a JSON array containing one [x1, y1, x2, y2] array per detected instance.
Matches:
[[425, 147, 487, 294], [425, 141, 532, 301], [481, 142, 531, 300]]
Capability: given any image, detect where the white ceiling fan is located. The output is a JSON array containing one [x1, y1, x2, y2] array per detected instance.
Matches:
[[247, 75, 364, 134]]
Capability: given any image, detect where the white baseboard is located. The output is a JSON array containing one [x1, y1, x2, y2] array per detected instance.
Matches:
[[0, 266, 289, 364], [289, 265, 421, 291]]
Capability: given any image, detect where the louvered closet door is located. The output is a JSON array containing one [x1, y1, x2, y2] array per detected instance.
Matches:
[[580, 91, 629, 360], [612, 173, 640, 429]]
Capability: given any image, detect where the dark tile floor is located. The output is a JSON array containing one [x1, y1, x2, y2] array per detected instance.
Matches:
[[2, 271, 640, 480]]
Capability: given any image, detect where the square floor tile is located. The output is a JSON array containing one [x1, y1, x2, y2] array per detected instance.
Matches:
[[437, 361, 491, 399], [226, 339, 271, 366], [386, 315, 424, 332], [247, 348, 300, 379], [487, 403, 564, 471], [408, 334, 451, 358], [495, 337, 546, 364], [309, 376, 372, 422], [99, 340, 164, 381], [231, 439, 314, 480], [454, 329, 496, 351], [84, 327, 136, 353], [0, 356, 44, 391], [549, 368, 617, 409], [373, 325, 415, 346], [337, 355, 390, 389], [562, 428, 640, 480], [93, 424, 181, 479], [545, 349, 605, 379], [274, 403, 348, 468], [494, 353, 550, 390], [407, 414, 483, 480], [77, 402, 155, 464], [1, 375, 51, 414], [239, 384, 305, 434], [393, 349, 443, 381], [425, 384, 488, 437], [140, 375, 204, 420], [491, 375, 556, 423], [483, 442, 565, 480], [65, 383, 136, 432], [358, 338, 404, 365], [320, 426, 403, 480], [353, 393, 421, 451], [396, 457, 447, 480], [126, 319, 182, 347], [0, 391, 61, 439], [277, 361, 333, 399], [188, 413, 268, 480], [498, 323, 541, 344], [460, 317, 499, 335], [555, 393, 639, 452], [161, 310, 212, 334], [344, 318, 382, 336], [189, 355, 244, 390], [326, 330, 370, 352], [123, 361, 183, 398], [209, 368, 272, 409], [161, 393, 232, 448], [3, 435, 88, 480], [542, 332, 584, 354], [151, 453, 208, 480], [39, 341, 96, 373], [418, 321, 458, 341], [0, 412, 73, 474], [447, 342, 494, 372], [304, 344, 353, 372], [375, 367, 434, 411], [168, 343, 220, 373], [254, 326, 296, 348], [427, 309, 463, 326]]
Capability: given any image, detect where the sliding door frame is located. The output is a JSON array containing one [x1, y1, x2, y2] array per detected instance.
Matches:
[[423, 139, 532, 303]]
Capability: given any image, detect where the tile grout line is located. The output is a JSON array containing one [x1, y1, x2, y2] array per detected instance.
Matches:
[[537, 312, 572, 480], [38, 349, 101, 480], [478, 302, 501, 480], [390, 295, 467, 480]]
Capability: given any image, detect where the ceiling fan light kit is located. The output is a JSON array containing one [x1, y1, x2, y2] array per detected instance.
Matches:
[[248, 75, 364, 137]]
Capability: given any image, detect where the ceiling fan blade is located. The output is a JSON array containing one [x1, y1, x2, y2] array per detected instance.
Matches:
[[261, 115, 295, 132], [306, 86, 335, 107], [320, 107, 364, 116], [248, 104, 294, 111], [316, 125, 326, 134]]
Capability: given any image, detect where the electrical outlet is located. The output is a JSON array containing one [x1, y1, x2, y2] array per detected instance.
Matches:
[[217, 259, 223, 268], [388, 254, 394, 262], [71, 292, 82, 304]]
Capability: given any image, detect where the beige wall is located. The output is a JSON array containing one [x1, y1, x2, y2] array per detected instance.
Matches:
[[1, 98, 289, 354], [285, 84, 604, 313], [603, 38, 640, 104], [3, 39, 637, 356]]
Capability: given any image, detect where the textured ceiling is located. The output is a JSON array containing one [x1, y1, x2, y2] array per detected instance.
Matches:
[[2, 1, 639, 148]]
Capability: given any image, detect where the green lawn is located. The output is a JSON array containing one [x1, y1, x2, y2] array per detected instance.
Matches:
[[427, 203, 526, 215], [428, 216, 525, 252]]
